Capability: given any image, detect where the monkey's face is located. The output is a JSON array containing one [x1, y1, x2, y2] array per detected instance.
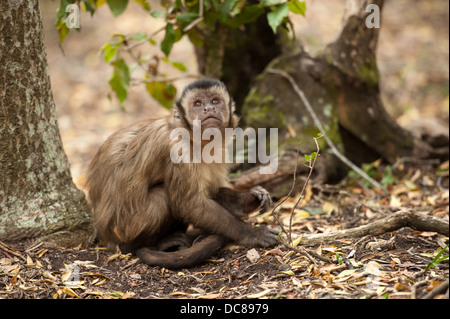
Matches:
[[181, 87, 233, 131], [189, 91, 228, 130], [174, 79, 239, 134]]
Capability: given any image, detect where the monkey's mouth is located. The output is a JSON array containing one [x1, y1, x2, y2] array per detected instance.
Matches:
[[201, 116, 221, 126]]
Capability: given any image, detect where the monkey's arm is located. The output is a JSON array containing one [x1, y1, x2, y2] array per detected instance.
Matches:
[[166, 174, 276, 248], [187, 195, 276, 247], [213, 186, 272, 218]]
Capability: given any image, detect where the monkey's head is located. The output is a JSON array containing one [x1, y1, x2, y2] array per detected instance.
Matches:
[[173, 79, 239, 132]]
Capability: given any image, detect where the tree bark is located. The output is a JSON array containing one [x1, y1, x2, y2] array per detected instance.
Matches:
[[192, 5, 281, 111], [237, 0, 445, 190], [0, 0, 93, 246]]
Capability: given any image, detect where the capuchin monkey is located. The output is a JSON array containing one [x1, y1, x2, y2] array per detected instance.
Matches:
[[85, 79, 277, 269]]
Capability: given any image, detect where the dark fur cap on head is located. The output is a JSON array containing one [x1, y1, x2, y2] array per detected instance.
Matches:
[[180, 78, 227, 97]]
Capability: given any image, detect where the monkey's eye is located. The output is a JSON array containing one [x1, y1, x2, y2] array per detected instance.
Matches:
[[193, 100, 202, 107], [211, 98, 219, 105]]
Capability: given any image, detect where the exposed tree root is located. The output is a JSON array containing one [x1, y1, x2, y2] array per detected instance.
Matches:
[[299, 210, 449, 246]]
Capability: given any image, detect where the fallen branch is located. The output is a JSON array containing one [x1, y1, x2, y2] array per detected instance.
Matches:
[[423, 280, 449, 299], [298, 210, 449, 246]]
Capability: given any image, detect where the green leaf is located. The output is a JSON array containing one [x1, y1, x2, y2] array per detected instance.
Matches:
[[425, 244, 449, 272], [145, 81, 177, 109], [55, 0, 75, 45], [109, 59, 130, 104], [176, 12, 200, 30], [261, 0, 281, 6], [176, 12, 199, 23], [267, 2, 289, 33], [150, 10, 166, 18], [162, 57, 187, 71], [303, 154, 310, 163], [109, 292, 123, 298], [106, 0, 129, 16], [336, 253, 343, 265], [133, 0, 151, 11], [101, 40, 123, 62], [161, 24, 175, 56], [171, 62, 187, 71], [57, 22, 70, 45], [288, 0, 306, 16], [381, 165, 396, 187], [101, 43, 117, 62], [82, 0, 97, 15], [219, 0, 239, 22], [131, 32, 147, 41], [55, 0, 74, 24], [228, 4, 265, 28]]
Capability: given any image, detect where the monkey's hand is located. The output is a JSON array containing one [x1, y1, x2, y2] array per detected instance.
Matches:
[[249, 186, 272, 213], [241, 226, 278, 248]]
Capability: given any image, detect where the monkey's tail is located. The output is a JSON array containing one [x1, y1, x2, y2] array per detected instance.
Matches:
[[136, 235, 226, 269]]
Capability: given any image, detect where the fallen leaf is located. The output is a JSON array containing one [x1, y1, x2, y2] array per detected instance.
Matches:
[[85, 272, 110, 279], [170, 291, 190, 296], [389, 195, 402, 208], [198, 293, 221, 299], [42, 271, 57, 281], [35, 249, 48, 257], [394, 282, 408, 291], [279, 270, 295, 276], [265, 247, 285, 256], [94, 279, 107, 286], [74, 260, 98, 269], [61, 269, 73, 282], [122, 291, 135, 299], [294, 209, 311, 219], [365, 261, 382, 276], [84, 290, 104, 297], [322, 201, 337, 214], [10, 271, 19, 285], [0, 264, 19, 273], [106, 253, 121, 264], [292, 235, 303, 247], [58, 287, 79, 298], [25, 255, 33, 266], [336, 269, 358, 278], [246, 289, 272, 299]]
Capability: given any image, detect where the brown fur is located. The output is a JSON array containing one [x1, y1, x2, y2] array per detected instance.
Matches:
[[85, 79, 277, 269]]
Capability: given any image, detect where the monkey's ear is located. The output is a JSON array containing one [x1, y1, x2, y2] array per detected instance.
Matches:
[[229, 100, 240, 129], [173, 100, 191, 129], [231, 114, 240, 129]]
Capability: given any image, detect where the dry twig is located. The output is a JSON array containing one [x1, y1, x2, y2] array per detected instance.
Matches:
[[0, 241, 27, 262]]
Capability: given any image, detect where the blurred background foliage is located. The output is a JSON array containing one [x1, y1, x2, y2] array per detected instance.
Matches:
[[40, 0, 449, 186]]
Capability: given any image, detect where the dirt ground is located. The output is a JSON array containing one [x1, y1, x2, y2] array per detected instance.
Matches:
[[1, 160, 448, 299], [1, 1, 448, 300]]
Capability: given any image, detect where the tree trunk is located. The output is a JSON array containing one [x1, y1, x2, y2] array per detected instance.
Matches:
[[237, 0, 445, 191], [193, 5, 281, 111], [0, 0, 93, 246]]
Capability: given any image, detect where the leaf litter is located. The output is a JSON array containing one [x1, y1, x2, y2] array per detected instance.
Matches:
[[0, 161, 448, 299]]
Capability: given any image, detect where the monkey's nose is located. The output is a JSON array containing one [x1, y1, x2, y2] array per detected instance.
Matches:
[[204, 105, 216, 112]]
